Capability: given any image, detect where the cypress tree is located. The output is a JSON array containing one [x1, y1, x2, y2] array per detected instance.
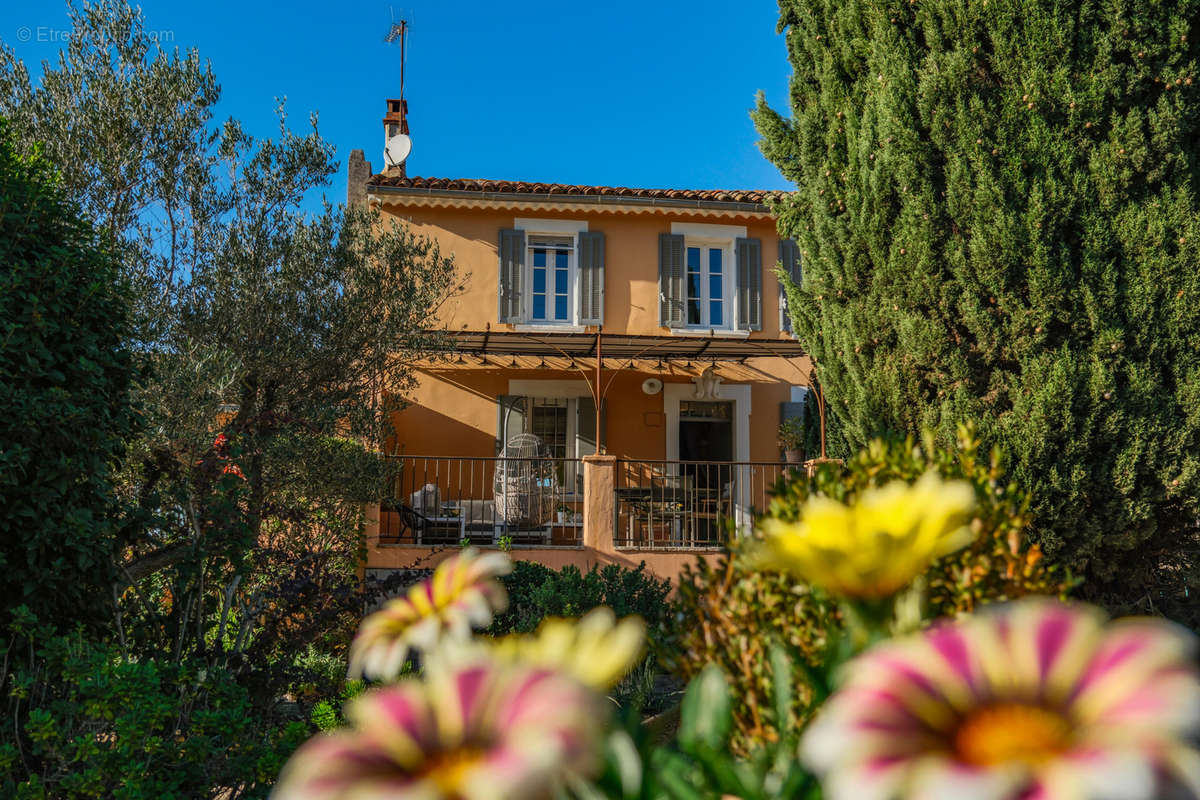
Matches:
[[754, 0, 1200, 620]]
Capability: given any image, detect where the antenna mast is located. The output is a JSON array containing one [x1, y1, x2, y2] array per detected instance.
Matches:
[[384, 18, 408, 111]]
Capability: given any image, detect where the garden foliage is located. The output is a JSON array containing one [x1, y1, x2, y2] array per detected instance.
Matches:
[[0, 3, 459, 794], [665, 427, 1066, 751], [488, 560, 674, 636], [0, 118, 135, 630], [753, 0, 1200, 622], [0, 610, 308, 799]]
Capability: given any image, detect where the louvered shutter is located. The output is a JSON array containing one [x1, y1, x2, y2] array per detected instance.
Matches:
[[658, 233, 685, 327], [778, 238, 801, 333], [498, 229, 525, 323], [736, 237, 763, 331], [578, 231, 605, 325]]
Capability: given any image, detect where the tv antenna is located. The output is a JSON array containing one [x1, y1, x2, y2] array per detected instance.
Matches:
[[384, 16, 409, 107], [383, 14, 413, 168]]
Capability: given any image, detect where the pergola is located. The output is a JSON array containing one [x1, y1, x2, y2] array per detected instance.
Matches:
[[408, 326, 814, 452]]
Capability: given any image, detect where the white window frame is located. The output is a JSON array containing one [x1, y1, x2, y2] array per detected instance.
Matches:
[[682, 238, 734, 330], [671, 221, 746, 331], [514, 218, 588, 329], [527, 235, 576, 324]]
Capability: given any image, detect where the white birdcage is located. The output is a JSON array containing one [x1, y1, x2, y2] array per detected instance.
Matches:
[[494, 433, 557, 526]]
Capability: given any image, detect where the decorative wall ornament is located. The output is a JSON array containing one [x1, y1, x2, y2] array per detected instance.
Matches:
[[692, 366, 723, 400]]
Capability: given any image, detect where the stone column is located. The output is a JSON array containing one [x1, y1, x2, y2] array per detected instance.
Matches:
[[582, 455, 616, 552]]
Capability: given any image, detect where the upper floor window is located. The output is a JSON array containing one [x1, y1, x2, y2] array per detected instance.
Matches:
[[530, 236, 573, 322], [660, 228, 762, 332], [499, 225, 604, 327], [685, 242, 731, 328]]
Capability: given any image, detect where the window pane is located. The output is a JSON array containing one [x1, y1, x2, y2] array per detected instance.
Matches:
[[533, 249, 546, 268], [687, 247, 700, 271], [555, 295, 568, 320], [709, 248, 722, 274], [533, 268, 546, 294], [555, 250, 569, 268], [688, 273, 701, 300], [531, 400, 568, 458], [709, 273, 722, 300], [533, 295, 546, 319], [710, 300, 723, 327], [554, 268, 567, 294], [688, 298, 701, 325]]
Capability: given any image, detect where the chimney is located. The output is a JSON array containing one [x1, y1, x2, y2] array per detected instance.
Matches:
[[347, 149, 372, 207], [383, 98, 408, 178]]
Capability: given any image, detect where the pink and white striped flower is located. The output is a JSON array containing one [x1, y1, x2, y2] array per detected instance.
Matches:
[[802, 598, 1200, 800], [349, 548, 512, 681], [274, 660, 605, 800]]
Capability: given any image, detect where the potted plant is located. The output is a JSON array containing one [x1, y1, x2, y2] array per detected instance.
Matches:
[[778, 417, 805, 463], [556, 503, 571, 524]]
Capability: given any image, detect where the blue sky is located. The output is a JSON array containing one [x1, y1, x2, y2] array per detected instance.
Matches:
[[5, 0, 795, 207]]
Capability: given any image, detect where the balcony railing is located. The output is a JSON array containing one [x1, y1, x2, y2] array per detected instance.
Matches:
[[613, 459, 801, 550], [378, 455, 583, 547]]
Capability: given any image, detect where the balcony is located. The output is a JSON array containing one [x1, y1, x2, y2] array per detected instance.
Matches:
[[374, 455, 805, 553], [614, 459, 800, 550], [379, 455, 584, 547]]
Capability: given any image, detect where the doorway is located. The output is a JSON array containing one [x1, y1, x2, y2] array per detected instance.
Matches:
[[678, 400, 732, 543], [678, 401, 733, 463]]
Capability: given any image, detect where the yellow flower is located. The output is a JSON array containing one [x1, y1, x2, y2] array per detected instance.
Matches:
[[433, 608, 647, 691], [493, 608, 647, 689], [753, 471, 977, 599]]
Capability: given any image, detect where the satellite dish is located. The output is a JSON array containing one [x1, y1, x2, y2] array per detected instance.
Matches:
[[384, 134, 412, 167], [642, 377, 663, 395]]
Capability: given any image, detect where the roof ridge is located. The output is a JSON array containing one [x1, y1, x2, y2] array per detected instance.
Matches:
[[365, 174, 784, 205]]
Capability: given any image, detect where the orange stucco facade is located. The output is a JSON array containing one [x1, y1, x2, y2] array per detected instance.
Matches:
[[361, 181, 811, 583]]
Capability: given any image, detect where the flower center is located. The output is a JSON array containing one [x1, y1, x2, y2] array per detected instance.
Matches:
[[954, 704, 1071, 767], [423, 747, 486, 795]]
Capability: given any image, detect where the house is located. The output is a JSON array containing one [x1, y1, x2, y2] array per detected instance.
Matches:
[[350, 100, 812, 582]]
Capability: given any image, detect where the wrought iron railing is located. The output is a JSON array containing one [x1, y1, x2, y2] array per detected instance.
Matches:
[[613, 460, 800, 550], [377, 456, 584, 547]]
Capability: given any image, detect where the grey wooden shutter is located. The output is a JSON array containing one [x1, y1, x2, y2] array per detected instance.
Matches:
[[578, 231, 605, 325], [736, 237, 763, 331], [658, 233, 685, 327], [778, 238, 801, 333], [576, 395, 597, 458], [498, 229, 525, 323]]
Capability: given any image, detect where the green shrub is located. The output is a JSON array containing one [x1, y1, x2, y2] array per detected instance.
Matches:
[[1, 610, 308, 798], [0, 119, 135, 631], [664, 426, 1068, 752], [488, 561, 674, 637]]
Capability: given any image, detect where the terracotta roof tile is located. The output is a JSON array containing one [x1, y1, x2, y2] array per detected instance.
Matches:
[[366, 174, 781, 205]]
